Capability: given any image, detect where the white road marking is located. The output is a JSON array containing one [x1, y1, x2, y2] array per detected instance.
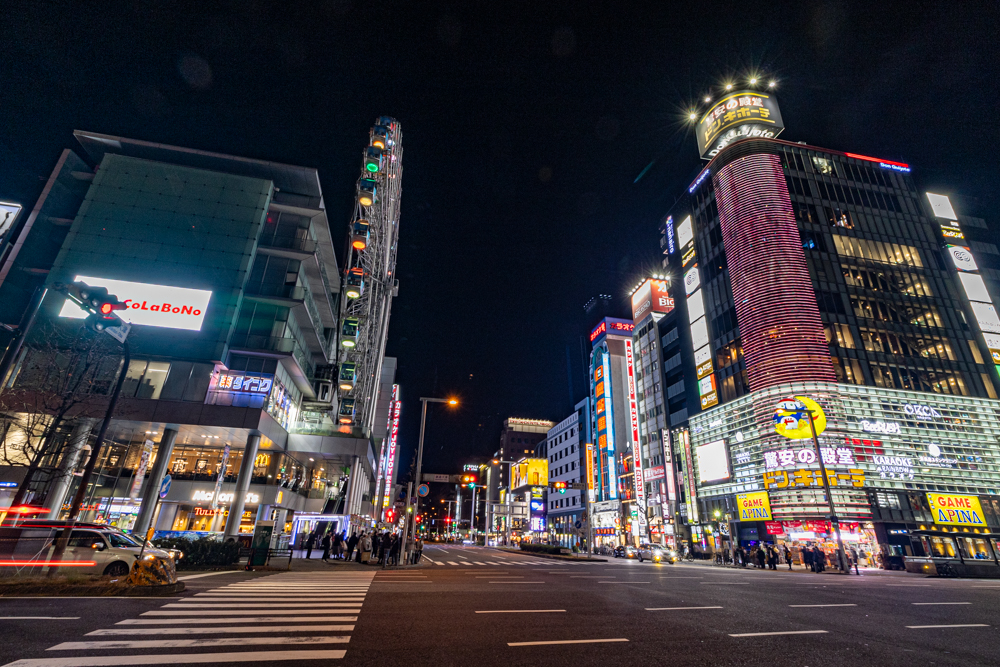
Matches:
[[508, 638, 628, 647], [885, 584, 931, 587], [447, 561, 460, 566], [489, 581, 544, 584], [729, 630, 829, 637], [700, 582, 749, 585], [475, 610, 565, 614], [176, 572, 243, 581], [181, 598, 365, 603], [117, 616, 358, 625], [0, 617, 80, 620], [598, 581, 649, 584], [789, 604, 857, 608], [2, 650, 347, 665], [570, 576, 614, 578], [912, 602, 972, 606], [87, 625, 354, 636], [163, 603, 364, 609], [141, 609, 360, 616], [49, 636, 350, 650], [477, 576, 523, 578], [422, 557, 436, 563], [906, 624, 989, 629], [646, 606, 722, 611]]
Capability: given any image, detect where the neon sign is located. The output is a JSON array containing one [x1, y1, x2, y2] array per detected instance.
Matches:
[[382, 385, 401, 510], [624, 340, 645, 523], [59, 276, 212, 331], [216, 374, 273, 394]]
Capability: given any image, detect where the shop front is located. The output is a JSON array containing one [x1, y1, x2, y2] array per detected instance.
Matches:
[[688, 382, 1000, 573]]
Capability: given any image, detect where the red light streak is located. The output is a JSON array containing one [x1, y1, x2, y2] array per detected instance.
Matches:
[[4, 506, 48, 514], [0, 560, 97, 567], [844, 153, 909, 169]]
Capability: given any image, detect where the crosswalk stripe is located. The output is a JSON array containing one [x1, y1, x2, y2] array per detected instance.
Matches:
[[117, 616, 358, 625], [141, 609, 361, 616], [50, 636, 351, 650], [447, 561, 459, 565], [2, 650, 347, 666], [87, 625, 354, 636], [434, 562, 444, 565], [180, 598, 365, 604], [163, 603, 364, 609]]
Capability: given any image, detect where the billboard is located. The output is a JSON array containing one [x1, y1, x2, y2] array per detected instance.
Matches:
[[59, 275, 212, 331], [926, 493, 986, 527], [0, 201, 22, 247], [695, 439, 730, 484], [631, 278, 674, 322], [736, 491, 772, 521], [696, 91, 784, 159]]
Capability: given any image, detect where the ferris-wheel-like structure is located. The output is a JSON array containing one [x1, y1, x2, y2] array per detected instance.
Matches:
[[336, 117, 402, 435]]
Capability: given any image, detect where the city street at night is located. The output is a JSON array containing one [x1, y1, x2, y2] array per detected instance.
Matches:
[[2, 547, 999, 667]]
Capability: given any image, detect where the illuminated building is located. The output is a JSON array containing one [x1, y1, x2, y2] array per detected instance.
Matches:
[[544, 399, 589, 550], [486, 417, 554, 542], [588, 316, 639, 546], [0, 130, 398, 548], [656, 86, 1000, 569]]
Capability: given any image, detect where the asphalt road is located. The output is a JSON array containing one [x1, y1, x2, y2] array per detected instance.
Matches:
[[2, 545, 999, 666]]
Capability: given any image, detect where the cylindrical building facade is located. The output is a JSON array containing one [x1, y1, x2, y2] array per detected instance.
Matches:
[[712, 143, 836, 390]]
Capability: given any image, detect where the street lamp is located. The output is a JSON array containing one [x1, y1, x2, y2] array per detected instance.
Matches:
[[404, 397, 458, 560]]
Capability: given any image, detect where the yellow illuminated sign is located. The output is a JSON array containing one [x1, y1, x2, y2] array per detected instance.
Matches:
[[736, 491, 772, 521], [764, 468, 865, 489], [773, 396, 826, 440], [926, 493, 986, 527]]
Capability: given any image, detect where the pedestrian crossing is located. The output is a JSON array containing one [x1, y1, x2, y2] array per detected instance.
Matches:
[[422, 556, 593, 567], [2, 571, 375, 666]]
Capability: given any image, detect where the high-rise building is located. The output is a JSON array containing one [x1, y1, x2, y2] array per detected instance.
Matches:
[[544, 400, 588, 549], [655, 88, 1000, 570], [485, 417, 553, 542], [0, 129, 398, 550]]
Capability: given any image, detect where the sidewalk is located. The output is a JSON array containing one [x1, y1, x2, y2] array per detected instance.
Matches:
[[679, 558, 914, 578]]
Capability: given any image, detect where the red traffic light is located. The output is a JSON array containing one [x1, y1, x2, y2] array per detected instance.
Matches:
[[100, 300, 128, 315]]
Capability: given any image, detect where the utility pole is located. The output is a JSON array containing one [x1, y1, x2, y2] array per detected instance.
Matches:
[[805, 408, 849, 574]]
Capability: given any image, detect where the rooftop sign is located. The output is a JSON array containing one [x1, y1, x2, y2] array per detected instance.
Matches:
[[696, 91, 784, 160]]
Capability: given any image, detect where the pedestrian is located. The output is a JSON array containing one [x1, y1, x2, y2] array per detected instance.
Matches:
[[413, 537, 423, 564], [346, 532, 359, 561], [321, 532, 331, 562], [767, 545, 777, 570], [389, 534, 401, 566], [804, 545, 814, 572], [812, 546, 825, 572], [360, 532, 372, 564], [380, 532, 392, 566], [783, 545, 792, 570], [737, 545, 746, 567], [332, 531, 343, 560], [305, 531, 316, 560], [756, 545, 766, 569], [850, 546, 860, 575]]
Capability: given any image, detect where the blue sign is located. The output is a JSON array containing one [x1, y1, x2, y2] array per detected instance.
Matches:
[[0, 482, 17, 488], [575, 521, 583, 529], [159, 474, 172, 499], [417, 484, 430, 497], [530, 499, 544, 513]]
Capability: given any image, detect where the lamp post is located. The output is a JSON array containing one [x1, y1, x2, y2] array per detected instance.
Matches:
[[407, 397, 457, 560]]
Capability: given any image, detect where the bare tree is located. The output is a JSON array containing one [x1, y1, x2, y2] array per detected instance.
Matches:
[[0, 324, 121, 507]]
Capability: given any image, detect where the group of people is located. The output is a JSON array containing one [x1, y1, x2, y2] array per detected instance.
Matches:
[[302, 529, 424, 567], [715, 543, 863, 574]]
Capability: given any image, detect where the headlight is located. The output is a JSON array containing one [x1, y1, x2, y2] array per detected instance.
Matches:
[[143, 554, 156, 560]]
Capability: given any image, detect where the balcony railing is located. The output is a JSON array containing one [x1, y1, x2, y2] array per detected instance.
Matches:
[[258, 235, 317, 254]]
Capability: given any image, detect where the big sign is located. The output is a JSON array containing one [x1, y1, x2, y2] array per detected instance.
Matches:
[[736, 491, 772, 521], [926, 493, 987, 527], [59, 275, 212, 331]]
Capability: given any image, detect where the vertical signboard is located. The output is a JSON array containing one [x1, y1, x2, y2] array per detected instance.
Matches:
[[129, 439, 155, 500], [680, 430, 699, 524], [585, 442, 595, 492], [211, 443, 231, 509], [592, 348, 617, 500], [926, 193, 1000, 381], [677, 214, 717, 409], [624, 339, 646, 530], [381, 384, 401, 513]]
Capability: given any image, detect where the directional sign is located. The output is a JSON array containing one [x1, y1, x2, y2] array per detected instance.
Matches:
[[417, 483, 430, 497], [159, 473, 172, 499], [575, 521, 583, 530], [423, 473, 451, 483]]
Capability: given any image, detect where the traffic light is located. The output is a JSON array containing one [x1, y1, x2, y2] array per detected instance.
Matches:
[[58, 282, 128, 334], [460, 473, 478, 488], [552, 481, 567, 494]]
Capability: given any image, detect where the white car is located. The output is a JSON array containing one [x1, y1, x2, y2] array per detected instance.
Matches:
[[10, 521, 176, 577], [637, 543, 679, 563]]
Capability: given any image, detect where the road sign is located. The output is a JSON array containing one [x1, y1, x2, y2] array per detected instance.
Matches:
[[158, 473, 172, 499], [104, 320, 131, 343], [417, 483, 429, 497], [575, 521, 582, 529]]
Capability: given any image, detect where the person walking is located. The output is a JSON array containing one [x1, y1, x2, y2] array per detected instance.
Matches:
[[332, 531, 343, 560], [804, 545, 814, 572], [321, 532, 332, 562], [413, 537, 423, 564], [767, 545, 777, 570], [783, 544, 793, 570], [756, 545, 766, 569], [380, 532, 392, 567], [812, 545, 825, 572], [849, 546, 860, 574], [389, 534, 401, 566], [305, 531, 316, 560], [346, 532, 359, 561], [359, 532, 372, 564]]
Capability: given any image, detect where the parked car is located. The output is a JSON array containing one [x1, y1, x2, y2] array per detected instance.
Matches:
[[613, 545, 637, 559], [637, 543, 679, 563], [1, 520, 178, 577]]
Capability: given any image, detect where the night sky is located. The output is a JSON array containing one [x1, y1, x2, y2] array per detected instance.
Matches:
[[2, 2, 999, 486]]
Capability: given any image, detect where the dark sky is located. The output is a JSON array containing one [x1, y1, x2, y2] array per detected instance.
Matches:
[[2, 1, 999, 486]]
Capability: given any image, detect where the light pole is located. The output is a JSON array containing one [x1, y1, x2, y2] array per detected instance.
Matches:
[[408, 397, 457, 559]]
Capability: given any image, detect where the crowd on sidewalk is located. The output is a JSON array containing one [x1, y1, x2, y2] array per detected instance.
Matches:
[[299, 528, 424, 567], [709, 543, 863, 574]]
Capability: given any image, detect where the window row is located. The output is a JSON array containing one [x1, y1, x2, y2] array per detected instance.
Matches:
[[833, 235, 923, 267], [849, 296, 943, 328]]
